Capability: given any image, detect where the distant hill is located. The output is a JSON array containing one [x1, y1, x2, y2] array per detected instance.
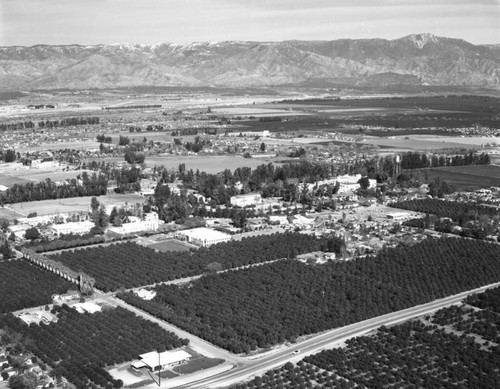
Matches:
[[1, 34, 499, 90]]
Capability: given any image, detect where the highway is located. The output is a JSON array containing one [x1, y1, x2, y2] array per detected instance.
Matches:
[[165, 281, 500, 389]]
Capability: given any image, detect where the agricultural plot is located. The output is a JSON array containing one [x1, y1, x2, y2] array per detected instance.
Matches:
[[235, 288, 500, 389], [49, 233, 334, 291], [0, 260, 73, 313], [432, 286, 500, 345], [359, 136, 481, 151], [0, 172, 31, 187], [0, 206, 24, 221], [120, 238, 500, 353], [303, 321, 499, 389], [147, 239, 193, 252], [144, 155, 278, 173], [18, 169, 94, 184], [389, 198, 499, 221], [10, 192, 145, 216], [0, 305, 188, 389], [415, 165, 500, 191]]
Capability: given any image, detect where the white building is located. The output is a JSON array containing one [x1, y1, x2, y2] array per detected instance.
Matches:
[[107, 217, 160, 236], [133, 350, 191, 371], [31, 160, 59, 169], [51, 221, 94, 236], [176, 227, 231, 247], [230, 193, 262, 207], [387, 211, 412, 221], [268, 215, 289, 225]]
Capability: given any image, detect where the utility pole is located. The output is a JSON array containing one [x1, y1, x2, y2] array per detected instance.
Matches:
[[157, 349, 161, 387]]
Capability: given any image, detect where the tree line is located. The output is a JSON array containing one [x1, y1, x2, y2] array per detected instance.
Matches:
[[0, 173, 108, 205], [37, 117, 99, 128]]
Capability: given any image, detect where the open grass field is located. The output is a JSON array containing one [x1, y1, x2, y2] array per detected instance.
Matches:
[[10, 193, 145, 216], [413, 164, 500, 191], [84, 154, 279, 173], [359, 136, 484, 151], [0, 168, 94, 187], [0, 172, 31, 187], [147, 239, 193, 252], [0, 206, 24, 221], [277, 95, 500, 113], [14, 169, 93, 183]]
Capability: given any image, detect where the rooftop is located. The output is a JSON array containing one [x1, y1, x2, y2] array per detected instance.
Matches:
[[138, 349, 191, 369], [177, 227, 231, 241]]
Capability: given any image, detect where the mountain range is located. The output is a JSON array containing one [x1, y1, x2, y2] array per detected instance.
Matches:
[[1, 34, 499, 91]]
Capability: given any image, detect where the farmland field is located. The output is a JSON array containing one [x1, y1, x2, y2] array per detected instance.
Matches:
[[413, 165, 500, 191], [1, 169, 94, 184], [120, 238, 500, 353], [0, 207, 24, 221], [18, 169, 93, 183], [359, 136, 484, 151], [147, 239, 193, 252], [144, 155, 280, 172], [10, 193, 145, 216], [0, 260, 73, 313], [0, 172, 31, 187]]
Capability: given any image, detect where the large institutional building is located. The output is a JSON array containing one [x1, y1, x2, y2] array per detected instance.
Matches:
[[175, 227, 232, 247]]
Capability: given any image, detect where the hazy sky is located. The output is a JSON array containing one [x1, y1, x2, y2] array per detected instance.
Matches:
[[1, 0, 499, 46]]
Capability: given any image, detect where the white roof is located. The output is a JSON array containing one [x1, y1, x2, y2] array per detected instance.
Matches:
[[52, 221, 94, 232], [178, 227, 230, 241], [73, 302, 102, 314], [139, 350, 191, 368]]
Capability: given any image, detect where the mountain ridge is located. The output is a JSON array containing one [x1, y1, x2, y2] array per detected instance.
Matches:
[[1, 34, 499, 90]]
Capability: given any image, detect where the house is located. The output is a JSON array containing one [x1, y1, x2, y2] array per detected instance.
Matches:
[[132, 350, 191, 371]]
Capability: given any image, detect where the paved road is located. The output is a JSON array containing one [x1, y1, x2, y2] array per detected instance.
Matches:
[[169, 281, 500, 389]]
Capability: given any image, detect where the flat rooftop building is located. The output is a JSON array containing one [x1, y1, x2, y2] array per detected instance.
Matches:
[[175, 227, 231, 247], [132, 350, 191, 371]]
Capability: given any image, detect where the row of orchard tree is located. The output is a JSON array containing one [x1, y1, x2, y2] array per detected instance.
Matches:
[[120, 237, 500, 353], [50, 233, 346, 292], [0, 305, 188, 389]]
